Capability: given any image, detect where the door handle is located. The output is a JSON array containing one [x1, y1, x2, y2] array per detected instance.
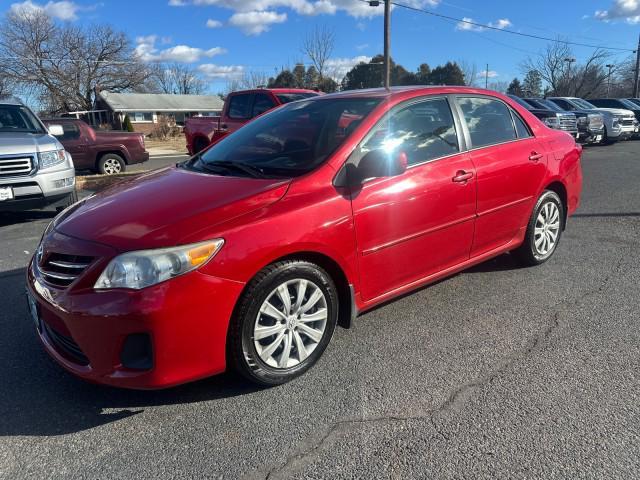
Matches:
[[452, 170, 473, 183], [529, 152, 544, 161]]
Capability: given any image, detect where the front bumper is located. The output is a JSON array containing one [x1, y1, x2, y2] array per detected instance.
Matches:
[[0, 163, 76, 211], [26, 230, 245, 389]]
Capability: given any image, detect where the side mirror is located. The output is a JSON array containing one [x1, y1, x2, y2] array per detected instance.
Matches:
[[48, 124, 64, 136], [356, 149, 408, 183]]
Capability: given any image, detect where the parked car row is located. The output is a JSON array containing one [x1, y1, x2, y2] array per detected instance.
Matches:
[[509, 95, 640, 145]]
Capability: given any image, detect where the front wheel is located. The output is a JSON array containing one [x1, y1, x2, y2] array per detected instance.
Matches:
[[513, 190, 563, 266], [228, 260, 338, 386]]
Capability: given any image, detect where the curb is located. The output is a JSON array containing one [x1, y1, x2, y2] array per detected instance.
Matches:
[[76, 172, 145, 192]]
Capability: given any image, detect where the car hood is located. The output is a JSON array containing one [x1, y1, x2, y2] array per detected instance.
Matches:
[[0, 133, 62, 156], [54, 167, 290, 251], [593, 107, 635, 117]]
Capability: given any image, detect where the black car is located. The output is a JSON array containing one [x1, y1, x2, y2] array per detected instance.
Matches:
[[507, 95, 579, 139], [525, 97, 604, 145]]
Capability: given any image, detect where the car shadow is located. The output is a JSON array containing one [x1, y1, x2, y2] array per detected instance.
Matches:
[[0, 209, 56, 227], [0, 267, 261, 437]]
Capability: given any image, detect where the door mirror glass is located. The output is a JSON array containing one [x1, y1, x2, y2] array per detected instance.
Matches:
[[355, 149, 408, 183], [48, 124, 64, 136]]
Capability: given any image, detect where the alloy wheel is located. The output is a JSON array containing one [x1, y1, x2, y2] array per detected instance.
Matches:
[[103, 158, 122, 174], [534, 201, 561, 258], [253, 278, 328, 369]]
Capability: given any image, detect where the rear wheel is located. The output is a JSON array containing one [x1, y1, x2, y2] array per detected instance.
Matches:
[[228, 260, 338, 386], [514, 190, 563, 266], [98, 154, 126, 175]]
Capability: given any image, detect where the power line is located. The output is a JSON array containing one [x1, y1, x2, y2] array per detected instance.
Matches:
[[360, 0, 637, 53]]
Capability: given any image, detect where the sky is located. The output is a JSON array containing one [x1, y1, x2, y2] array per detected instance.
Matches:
[[2, 0, 640, 93]]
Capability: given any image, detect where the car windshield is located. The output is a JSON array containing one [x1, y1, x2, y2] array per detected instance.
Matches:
[[626, 98, 640, 107], [0, 105, 46, 134], [508, 95, 533, 109], [572, 98, 597, 110], [618, 98, 639, 109], [526, 98, 563, 111], [276, 93, 320, 104], [191, 97, 381, 178]]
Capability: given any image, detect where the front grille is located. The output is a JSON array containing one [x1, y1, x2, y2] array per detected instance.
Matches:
[[558, 114, 578, 132], [39, 252, 94, 288], [42, 321, 89, 365], [621, 117, 634, 126], [0, 155, 34, 178]]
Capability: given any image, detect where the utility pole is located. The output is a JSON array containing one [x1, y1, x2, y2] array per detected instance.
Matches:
[[369, 0, 391, 89], [485, 64, 489, 89], [564, 57, 576, 96], [383, 0, 391, 89], [605, 64, 614, 97], [634, 34, 640, 97]]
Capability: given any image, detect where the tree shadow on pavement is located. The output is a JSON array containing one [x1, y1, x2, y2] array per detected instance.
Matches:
[[0, 267, 261, 437]]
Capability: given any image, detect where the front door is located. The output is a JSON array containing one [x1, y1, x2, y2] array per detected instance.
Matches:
[[349, 96, 477, 302]]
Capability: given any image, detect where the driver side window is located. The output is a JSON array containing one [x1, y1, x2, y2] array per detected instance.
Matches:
[[360, 97, 460, 166]]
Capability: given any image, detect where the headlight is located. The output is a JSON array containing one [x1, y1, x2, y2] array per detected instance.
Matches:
[[543, 116, 560, 128], [95, 239, 224, 290], [577, 116, 588, 125], [38, 149, 67, 169]]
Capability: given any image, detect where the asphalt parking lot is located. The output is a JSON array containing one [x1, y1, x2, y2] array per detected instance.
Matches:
[[1, 141, 638, 479]]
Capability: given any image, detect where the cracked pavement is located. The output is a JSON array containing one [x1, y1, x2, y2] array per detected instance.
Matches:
[[1, 141, 639, 479]]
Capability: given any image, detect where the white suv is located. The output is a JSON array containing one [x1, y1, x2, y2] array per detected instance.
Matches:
[[0, 96, 76, 211]]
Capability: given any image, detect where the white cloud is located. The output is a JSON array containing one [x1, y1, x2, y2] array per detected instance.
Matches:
[[198, 63, 245, 79], [10, 0, 81, 20], [596, 0, 640, 23], [206, 18, 223, 28], [481, 70, 499, 78], [135, 35, 227, 63], [456, 16, 511, 32], [326, 55, 372, 80], [169, 0, 440, 20], [355, 43, 369, 51], [228, 10, 287, 35]]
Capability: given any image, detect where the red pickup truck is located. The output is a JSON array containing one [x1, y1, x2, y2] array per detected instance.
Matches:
[[184, 88, 321, 154], [43, 118, 149, 174]]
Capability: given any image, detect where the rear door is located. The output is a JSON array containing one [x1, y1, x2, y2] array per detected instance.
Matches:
[[349, 96, 477, 302], [454, 96, 548, 257]]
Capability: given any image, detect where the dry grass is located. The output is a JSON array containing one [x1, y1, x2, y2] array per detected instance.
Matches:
[[145, 136, 188, 153]]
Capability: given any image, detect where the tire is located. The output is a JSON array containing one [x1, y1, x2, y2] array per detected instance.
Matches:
[[193, 138, 209, 154], [602, 127, 615, 146], [228, 260, 339, 386], [97, 154, 126, 175], [55, 188, 78, 213], [513, 190, 564, 267]]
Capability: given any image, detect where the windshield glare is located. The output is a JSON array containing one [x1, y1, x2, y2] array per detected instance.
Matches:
[[619, 98, 639, 109], [195, 98, 381, 178], [0, 105, 45, 134], [572, 98, 596, 110]]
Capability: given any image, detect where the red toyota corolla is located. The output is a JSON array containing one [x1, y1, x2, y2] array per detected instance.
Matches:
[[26, 87, 582, 389]]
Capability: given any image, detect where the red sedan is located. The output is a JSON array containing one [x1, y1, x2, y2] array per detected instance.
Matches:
[[26, 87, 582, 388]]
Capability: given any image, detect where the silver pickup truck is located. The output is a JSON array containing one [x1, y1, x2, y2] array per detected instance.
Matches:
[[0, 96, 77, 211]]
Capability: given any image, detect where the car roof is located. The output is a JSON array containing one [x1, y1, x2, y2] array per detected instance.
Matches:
[[311, 85, 511, 101]]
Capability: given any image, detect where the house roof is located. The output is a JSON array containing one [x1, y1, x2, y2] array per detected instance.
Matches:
[[99, 91, 224, 113]]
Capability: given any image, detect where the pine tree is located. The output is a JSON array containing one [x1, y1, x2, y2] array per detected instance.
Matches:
[[522, 70, 542, 97], [507, 78, 524, 96]]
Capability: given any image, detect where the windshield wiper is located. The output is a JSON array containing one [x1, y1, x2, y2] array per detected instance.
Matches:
[[200, 160, 267, 178]]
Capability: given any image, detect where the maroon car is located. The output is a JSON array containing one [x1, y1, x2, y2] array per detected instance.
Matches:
[[43, 118, 149, 175]]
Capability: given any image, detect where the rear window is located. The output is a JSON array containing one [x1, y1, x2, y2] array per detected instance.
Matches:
[[458, 97, 517, 148], [228, 93, 252, 119], [276, 93, 319, 104]]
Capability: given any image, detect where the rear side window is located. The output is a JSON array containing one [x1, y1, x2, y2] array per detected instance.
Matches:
[[360, 97, 460, 166], [252, 94, 276, 117], [228, 94, 252, 119], [511, 110, 532, 138], [458, 97, 517, 148], [61, 122, 80, 140]]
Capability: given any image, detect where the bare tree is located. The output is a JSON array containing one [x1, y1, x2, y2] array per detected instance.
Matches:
[[522, 41, 610, 97], [458, 60, 479, 86], [301, 25, 335, 81], [151, 63, 206, 95], [0, 8, 148, 113], [224, 70, 269, 94]]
